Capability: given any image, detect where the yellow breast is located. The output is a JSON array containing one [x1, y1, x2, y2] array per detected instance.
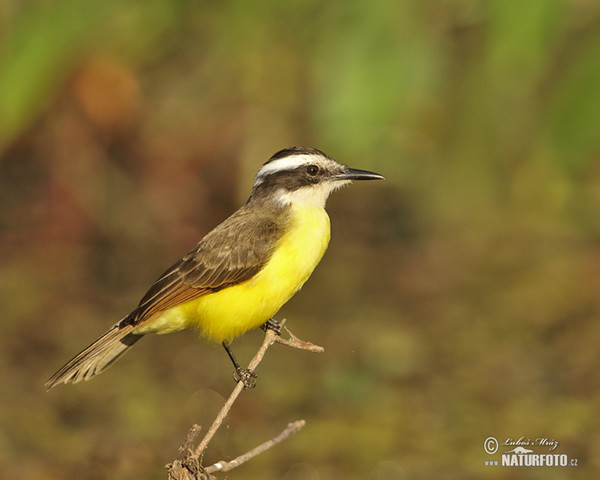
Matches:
[[149, 204, 331, 343]]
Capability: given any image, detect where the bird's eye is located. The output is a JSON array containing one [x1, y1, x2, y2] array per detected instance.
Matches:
[[306, 165, 319, 176]]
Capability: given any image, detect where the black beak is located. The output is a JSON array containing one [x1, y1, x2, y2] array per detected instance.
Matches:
[[335, 167, 385, 181]]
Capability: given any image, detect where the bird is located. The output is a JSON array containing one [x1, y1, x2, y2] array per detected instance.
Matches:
[[45, 147, 384, 390]]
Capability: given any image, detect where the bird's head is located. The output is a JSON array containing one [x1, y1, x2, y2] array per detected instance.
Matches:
[[251, 147, 384, 208]]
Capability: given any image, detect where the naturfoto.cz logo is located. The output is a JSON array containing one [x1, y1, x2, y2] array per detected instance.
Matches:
[[483, 436, 579, 467]]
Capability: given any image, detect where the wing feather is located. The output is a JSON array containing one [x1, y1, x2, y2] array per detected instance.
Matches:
[[46, 200, 290, 388], [121, 202, 289, 328]]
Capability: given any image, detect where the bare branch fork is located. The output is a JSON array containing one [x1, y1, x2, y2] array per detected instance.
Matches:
[[166, 320, 324, 479]]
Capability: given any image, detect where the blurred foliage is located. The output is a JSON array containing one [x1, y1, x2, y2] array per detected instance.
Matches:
[[2, 0, 600, 479]]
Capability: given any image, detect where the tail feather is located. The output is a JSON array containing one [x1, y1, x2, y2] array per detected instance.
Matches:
[[45, 324, 143, 390]]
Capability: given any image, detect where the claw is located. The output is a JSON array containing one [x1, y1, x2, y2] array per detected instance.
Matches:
[[260, 318, 282, 335], [233, 368, 257, 389]]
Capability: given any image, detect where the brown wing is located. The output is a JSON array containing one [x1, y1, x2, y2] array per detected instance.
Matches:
[[121, 202, 289, 328]]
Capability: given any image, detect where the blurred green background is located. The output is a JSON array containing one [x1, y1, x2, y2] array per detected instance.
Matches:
[[2, 0, 600, 479]]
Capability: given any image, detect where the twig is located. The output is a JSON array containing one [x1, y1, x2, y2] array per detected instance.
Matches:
[[204, 420, 305, 474], [192, 327, 276, 458], [179, 425, 202, 453], [275, 325, 325, 352], [166, 320, 323, 479]]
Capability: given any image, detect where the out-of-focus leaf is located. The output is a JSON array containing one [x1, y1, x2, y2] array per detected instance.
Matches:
[[485, 0, 563, 85], [547, 35, 600, 173], [0, 0, 115, 150], [312, 0, 441, 166]]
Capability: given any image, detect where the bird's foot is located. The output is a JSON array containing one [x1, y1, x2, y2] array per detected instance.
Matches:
[[233, 367, 257, 390], [260, 317, 282, 335]]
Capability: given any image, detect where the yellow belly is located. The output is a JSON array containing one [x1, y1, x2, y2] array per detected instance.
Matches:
[[144, 205, 330, 343]]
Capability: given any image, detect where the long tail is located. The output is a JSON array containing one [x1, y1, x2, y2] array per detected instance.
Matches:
[[45, 323, 143, 390]]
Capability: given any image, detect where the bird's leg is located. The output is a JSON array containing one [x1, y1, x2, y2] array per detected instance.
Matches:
[[222, 341, 257, 389], [260, 317, 282, 335]]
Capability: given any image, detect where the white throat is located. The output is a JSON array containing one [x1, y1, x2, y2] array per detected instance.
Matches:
[[273, 180, 350, 208]]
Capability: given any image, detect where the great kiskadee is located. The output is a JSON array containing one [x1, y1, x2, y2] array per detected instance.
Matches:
[[45, 147, 384, 390]]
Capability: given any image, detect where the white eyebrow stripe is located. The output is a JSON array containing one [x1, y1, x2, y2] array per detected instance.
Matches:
[[256, 154, 319, 178]]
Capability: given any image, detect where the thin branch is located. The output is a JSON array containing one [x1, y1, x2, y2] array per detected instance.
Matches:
[[204, 420, 305, 474], [166, 320, 323, 479], [179, 425, 202, 453], [274, 325, 325, 353], [192, 326, 277, 458]]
